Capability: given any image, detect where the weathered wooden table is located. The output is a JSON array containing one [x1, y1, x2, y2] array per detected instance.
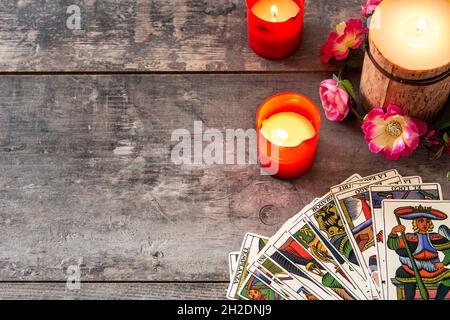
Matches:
[[0, 0, 448, 299]]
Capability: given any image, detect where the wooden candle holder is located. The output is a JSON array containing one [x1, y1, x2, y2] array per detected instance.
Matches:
[[360, 36, 450, 123]]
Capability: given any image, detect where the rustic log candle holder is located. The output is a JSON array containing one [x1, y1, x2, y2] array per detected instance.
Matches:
[[360, 36, 450, 123]]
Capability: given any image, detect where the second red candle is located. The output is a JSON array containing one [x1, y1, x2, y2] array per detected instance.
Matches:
[[246, 0, 305, 60]]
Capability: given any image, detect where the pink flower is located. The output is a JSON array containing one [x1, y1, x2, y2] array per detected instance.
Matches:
[[361, 0, 382, 18], [425, 130, 436, 140], [320, 19, 368, 63], [425, 130, 441, 145], [319, 79, 350, 122], [361, 104, 427, 160]]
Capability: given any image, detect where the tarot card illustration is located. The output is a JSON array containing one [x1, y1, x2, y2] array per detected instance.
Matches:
[[227, 233, 269, 300], [239, 272, 285, 300], [369, 183, 442, 298], [249, 261, 310, 300], [287, 218, 370, 299], [306, 193, 366, 280], [334, 176, 402, 298], [268, 233, 351, 300], [382, 200, 450, 300]]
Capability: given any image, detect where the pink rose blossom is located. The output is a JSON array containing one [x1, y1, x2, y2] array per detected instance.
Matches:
[[320, 19, 368, 63], [319, 79, 350, 122], [361, 104, 427, 160], [361, 0, 382, 18]]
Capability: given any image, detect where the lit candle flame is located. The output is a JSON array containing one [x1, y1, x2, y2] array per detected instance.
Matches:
[[271, 5, 278, 22], [277, 129, 288, 140], [416, 17, 427, 33]]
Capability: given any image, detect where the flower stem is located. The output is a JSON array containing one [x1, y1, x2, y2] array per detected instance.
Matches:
[[337, 66, 365, 123], [350, 101, 364, 123], [338, 67, 344, 81]]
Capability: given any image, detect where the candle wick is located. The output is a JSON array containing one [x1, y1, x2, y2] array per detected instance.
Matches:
[[271, 5, 278, 22], [416, 17, 427, 33]]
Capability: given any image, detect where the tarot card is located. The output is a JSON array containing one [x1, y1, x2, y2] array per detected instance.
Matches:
[[286, 217, 371, 299], [279, 174, 361, 234], [233, 175, 364, 300], [381, 200, 450, 300], [238, 272, 286, 300], [331, 170, 399, 194], [403, 176, 422, 184], [369, 183, 442, 298], [245, 197, 320, 273], [265, 233, 353, 300], [245, 175, 361, 282], [257, 236, 343, 300], [248, 262, 307, 300], [226, 233, 269, 300], [333, 175, 403, 298], [282, 174, 364, 276], [258, 249, 338, 300], [305, 192, 367, 281], [351, 169, 400, 186], [237, 202, 318, 299], [228, 252, 239, 282]]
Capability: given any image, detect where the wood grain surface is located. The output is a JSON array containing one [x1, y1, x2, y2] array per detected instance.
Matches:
[[0, 282, 228, 300], [0, 0, 361, 72], [0, 0, 448, 300], [0, 74, 447, 287]]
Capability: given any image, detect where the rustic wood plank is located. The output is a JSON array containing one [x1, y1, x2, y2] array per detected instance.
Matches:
[[0, 74, 448, 282], [0, 0, 361, 72], [0, 282, 228, 300]]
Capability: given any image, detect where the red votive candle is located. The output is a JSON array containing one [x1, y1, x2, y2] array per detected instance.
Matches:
[[246, 0, 305, 59], [256, 93, 321, 179]]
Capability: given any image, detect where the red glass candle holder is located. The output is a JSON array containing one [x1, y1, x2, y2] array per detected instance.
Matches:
[[256, 93, 321, 179], [246, 0, 305, 60]]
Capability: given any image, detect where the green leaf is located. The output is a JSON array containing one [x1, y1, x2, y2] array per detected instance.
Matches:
[[444, 132, 449, 143], [440, 121, 450, 130], [340, 79, 357, 101], [448, 171, 450, 181]]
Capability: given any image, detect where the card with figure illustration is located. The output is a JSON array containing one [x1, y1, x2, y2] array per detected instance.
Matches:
[[333, 175, 402, 298], [294, 174, 367, 280], [238, 271, 286, 300], [241, 199, 326, 297], [264, 233, 352, 300], [277, 174, 361, 237], [305, 192, 367, 281], [369, 183, 442, 298], [381, 200, 450, 300], [255, 236, 343, 300], [286, 217, 371, 299], [226, 233, 269, 300], [241, 197, 322, 285], [248, 260, 308, 300]]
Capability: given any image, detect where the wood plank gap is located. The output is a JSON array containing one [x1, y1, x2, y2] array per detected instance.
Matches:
[[0, 69, 341, 77]]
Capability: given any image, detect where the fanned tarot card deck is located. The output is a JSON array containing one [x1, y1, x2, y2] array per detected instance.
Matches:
[[227, 171, 449, 300]]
